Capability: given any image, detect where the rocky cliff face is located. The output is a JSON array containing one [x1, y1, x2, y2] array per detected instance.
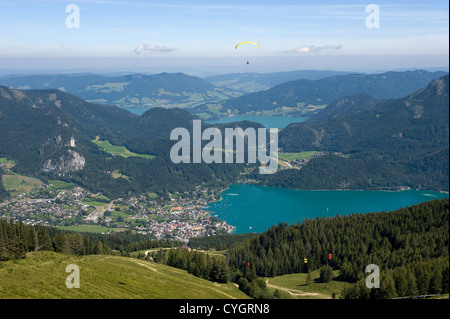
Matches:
[[42, 149, 85, 175]]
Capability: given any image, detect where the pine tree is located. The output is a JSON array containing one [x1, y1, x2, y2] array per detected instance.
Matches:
[[441, 266, 449, 294], [0, 221, 9, 261], [406, 267, 418, 296], [319, 265, 333, 283], [274, 289, 281, 299], [380, 270, 397, 298], [95, 241, 104, 254], [68, 233, 85, 255], [428, 270, 442, 294], [393, 267, 408, 297], [37, 227, 53, 251], [306, 270, 312, 286], [53, 233, 66, 253]]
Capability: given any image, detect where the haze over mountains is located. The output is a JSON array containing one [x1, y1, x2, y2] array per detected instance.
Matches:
[[1, 70, 446, 120], [203, 70, 353, 93]]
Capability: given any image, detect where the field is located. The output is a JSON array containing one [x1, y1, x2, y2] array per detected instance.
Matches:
[[111, 169, 131, 181], [92, 137, 155, 159], [0, 251, 249, 299], [48, 179, 77, 190], [82, 200, 109, 207], [278, 151, 318, 161], [55, 224, 124, 234], [265, 269, 351, 299], [0, 157, 15, 170], [1, 173, 43, 196]]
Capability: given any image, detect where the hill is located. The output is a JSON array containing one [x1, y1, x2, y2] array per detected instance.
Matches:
[[192, 70, 447, 119], [0, 251, 248, 299], [260, 75, 449, 192], [229, 198, 449, 298], [307, 93, 380, 123], [0, 72, 242, 110], [0, 87, 249, 199], [0, 169, 8, 200], [204, 70, 352, 93]]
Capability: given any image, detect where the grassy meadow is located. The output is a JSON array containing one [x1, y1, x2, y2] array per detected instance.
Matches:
[[278, 151, 318, 161], [265, 269, 351, 299], [1, 173, 43, 196], [0, 251, 249, 299], [92, 137, 155, 159]]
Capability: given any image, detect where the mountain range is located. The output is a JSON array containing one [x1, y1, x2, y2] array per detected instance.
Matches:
[[259, 75, 449, 192], [203, 69, 352, 93], [0, 87, 251, 200], [1, 70, 446, 121], [193, 70, 447, 119], [0, 71, 448, 201]]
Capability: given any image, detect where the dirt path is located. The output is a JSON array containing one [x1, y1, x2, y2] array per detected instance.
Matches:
[[265, 279, 327, 298], [131, 259, 239, 299], [205, 283, 240, 299], [134, 261, 158, 273]]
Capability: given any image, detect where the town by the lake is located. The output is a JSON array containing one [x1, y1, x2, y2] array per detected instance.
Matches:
[[0, 180, 235, 243]]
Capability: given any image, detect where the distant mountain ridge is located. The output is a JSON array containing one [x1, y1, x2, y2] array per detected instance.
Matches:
[[204, 70, 353, 93], [0, 72, 241, 110], [193, 70, 448, 119]]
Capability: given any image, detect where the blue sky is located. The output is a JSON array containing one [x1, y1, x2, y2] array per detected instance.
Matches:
[[0, 0, 448, 74]]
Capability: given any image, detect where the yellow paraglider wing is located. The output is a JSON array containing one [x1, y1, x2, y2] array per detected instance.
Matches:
[[235, 41, 260, 49]]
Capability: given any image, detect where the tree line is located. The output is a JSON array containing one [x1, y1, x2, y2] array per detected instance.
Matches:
[[341, 257, 449, 298], [148, 248, 229, 284], [0, 220, 178, 261]]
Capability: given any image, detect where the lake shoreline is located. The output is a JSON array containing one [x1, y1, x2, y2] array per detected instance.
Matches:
[[203, 183, 449, 234]]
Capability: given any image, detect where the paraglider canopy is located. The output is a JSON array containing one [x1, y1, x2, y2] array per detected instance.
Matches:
[[235, 41, 260, 49], [235, 42, 259, 65]]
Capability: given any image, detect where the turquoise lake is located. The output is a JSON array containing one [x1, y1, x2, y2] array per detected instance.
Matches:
[[122, 109, 309, 129], [203, 184, 449, 234], [205, 115, 308, 129], [122, 107, 148, 116]]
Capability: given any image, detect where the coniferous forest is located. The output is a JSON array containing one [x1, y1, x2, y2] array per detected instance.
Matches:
[[0, 221, 178, 262], [227, 198, 449, 298]]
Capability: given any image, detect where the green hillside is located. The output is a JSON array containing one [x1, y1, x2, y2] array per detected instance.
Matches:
[[0, 251, 249, 299], [0, 87, 248, 199], [92, 136, 155, 159], [265, 269, 351, 299], [262, 75, 449, 192]]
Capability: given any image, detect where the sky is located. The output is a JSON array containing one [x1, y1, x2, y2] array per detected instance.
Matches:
[[0, 0, 448, 75]]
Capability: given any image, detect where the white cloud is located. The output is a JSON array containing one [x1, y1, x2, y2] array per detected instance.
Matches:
[[285, 44, 343, 54], [134, 43, 177, 54]]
